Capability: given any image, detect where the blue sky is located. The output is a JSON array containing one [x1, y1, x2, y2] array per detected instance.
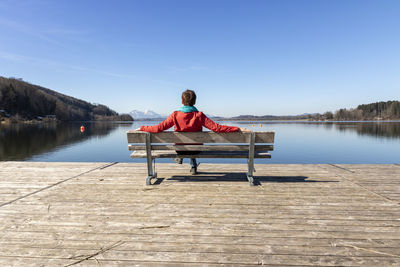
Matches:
[[1, 0, 399, 116]]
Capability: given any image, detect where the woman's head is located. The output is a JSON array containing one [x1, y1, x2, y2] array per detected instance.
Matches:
[[182, 89, 196, 106]]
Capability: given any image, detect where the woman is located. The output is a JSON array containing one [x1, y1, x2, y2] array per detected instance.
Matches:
[[137, 89, 249, 174]]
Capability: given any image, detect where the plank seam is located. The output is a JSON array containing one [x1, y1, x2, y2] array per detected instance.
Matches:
[[99, 162, 118, 169], [3, 215, 400, 222], [0, 252, 399, 259], [328, 164, 355, 173], [0, 162, 118, 208], [3, 236, 400, 243], [10, 227, 400, 235]]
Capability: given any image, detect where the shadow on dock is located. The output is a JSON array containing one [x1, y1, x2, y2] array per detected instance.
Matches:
[[163, 172, 339, 185]]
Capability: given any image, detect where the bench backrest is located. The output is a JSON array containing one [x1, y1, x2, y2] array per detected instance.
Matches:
[[127, 131, 275, 152]]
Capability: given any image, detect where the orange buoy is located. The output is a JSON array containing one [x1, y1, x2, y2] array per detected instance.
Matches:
[[80, 126, 85, 132]]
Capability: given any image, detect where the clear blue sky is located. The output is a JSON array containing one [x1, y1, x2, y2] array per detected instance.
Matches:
[[1, 0, 399, 116]]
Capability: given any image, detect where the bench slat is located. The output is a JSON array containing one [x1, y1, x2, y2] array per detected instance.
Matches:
[[126, 131, 274, 143], [130, 150, 271, 159], [128, 144, 274, 151]]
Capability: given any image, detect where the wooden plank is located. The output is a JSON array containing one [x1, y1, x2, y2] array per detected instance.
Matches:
[[129, 144, 274, 151], [18, 192, 397, 203], [3, 234, 400, 248], [0, 257, 77, 266], [3, 213, 400, 227], [0, 246, 398, 266], [0, 258, 231, 267], [130, 151, 271, 158], [8, 224, 400, 240], [2, 242, 400, 261], [126, 131, 275, 143], [9, 203, 396, 218], [4, 240, 400, 256]]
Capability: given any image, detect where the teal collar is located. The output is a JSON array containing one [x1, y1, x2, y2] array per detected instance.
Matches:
[[177, 106, 198, 113]]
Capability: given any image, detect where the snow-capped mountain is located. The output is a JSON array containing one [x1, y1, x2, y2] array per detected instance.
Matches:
[[129, 110, 165, 120]]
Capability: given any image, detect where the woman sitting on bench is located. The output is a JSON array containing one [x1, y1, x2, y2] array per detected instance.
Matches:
[[137, 89, 249, 174]]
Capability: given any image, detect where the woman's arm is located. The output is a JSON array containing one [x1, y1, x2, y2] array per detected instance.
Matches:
[[139, 113, 175, 133], [201, 113, 240, 132]]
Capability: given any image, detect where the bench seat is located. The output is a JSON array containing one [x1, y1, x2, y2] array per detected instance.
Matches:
[[131, 150, 271, 158]]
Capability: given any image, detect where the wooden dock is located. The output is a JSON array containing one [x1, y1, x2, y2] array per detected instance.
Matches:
[[0, 162, 400, 266]]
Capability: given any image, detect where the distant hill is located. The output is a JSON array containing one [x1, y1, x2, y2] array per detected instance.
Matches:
[[0, 76, 133, 121]]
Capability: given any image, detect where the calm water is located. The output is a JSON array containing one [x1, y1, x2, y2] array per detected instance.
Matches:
[[1, 121, 400, 164]]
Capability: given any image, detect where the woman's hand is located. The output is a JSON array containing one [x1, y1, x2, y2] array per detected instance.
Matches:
[[239, 127, 251, 132]]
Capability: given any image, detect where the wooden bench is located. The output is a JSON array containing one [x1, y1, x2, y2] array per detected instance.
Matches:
[[126, 131, 275, 185]]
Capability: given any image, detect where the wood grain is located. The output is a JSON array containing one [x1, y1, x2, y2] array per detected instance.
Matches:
[[130, 151, 272, 158], [129, 144, 274, 151], [126, 131, 275, 143]]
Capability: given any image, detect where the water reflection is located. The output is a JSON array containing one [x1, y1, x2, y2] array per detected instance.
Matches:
[[334, 122, 400, 139], [236, 121, 400, 139], [0, 122, 123, 161]]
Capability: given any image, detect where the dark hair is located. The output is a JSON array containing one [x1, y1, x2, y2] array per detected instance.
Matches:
[[181, 89, 196, 106]]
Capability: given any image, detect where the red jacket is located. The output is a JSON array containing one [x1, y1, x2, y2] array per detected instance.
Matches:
[[139, 111, 239, 133]]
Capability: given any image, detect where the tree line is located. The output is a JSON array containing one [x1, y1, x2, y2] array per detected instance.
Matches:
[[324, 101, 400, 121]]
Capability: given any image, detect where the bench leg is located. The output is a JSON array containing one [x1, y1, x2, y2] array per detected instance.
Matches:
[[247, 174, 255, 186], [145, 133, 158, 185], [145, 157, 158, 185], [247, 132, 256, 186], [146, 172, 157, 185]]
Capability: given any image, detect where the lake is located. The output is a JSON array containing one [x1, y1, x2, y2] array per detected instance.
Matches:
[[1, 121, 400, 164]]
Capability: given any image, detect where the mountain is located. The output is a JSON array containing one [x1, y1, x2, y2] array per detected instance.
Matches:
[[130, 110, 165, 120], [0, 76, 133, 121]]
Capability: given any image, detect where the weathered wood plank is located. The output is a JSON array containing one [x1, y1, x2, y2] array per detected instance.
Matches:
[[4, 204, 400, 217], [0, 247, 398, 266], [0, 257, 77, 267], [130, 150, 272, 158], [3, 234, 400, 248], [127, 131, 275, 143], [2, 242, 400, 259], [3, 213, 400, 227], [129, 144, 274, 151]]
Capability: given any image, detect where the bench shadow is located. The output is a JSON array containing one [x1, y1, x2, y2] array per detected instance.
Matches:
[[165, 172, 339, 185]]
